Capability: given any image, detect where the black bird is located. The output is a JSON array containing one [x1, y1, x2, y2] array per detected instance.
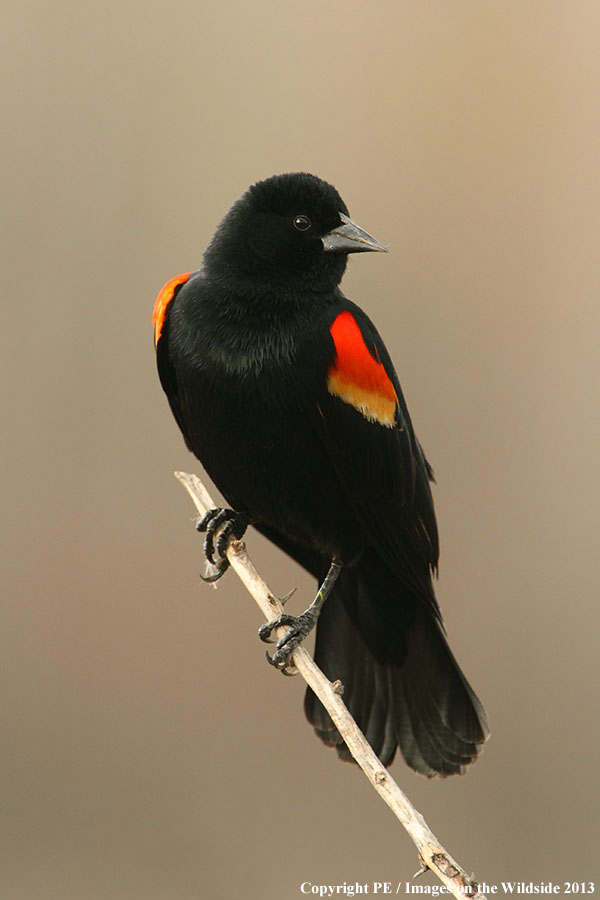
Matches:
[[153, 172, 489, 775]]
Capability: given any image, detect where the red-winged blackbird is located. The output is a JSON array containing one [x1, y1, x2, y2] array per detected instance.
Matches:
[[153, 172, 489, 775]]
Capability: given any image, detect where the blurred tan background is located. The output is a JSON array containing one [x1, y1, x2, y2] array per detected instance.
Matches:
[[3, 1, 599, 897]]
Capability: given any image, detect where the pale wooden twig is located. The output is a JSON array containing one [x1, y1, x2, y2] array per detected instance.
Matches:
[[175, 470, 486, 900]]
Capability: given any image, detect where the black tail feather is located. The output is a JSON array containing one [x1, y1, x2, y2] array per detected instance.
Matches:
[[304, 558, 489, 776]]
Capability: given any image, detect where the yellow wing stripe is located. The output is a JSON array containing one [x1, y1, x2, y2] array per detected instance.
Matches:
[[327, 370, 397, 427]]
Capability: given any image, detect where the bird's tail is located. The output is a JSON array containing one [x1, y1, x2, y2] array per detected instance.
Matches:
[[304, 554, 490, 776]]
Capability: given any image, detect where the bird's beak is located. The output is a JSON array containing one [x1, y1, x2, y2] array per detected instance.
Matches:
[[321, 212, 388, 254]]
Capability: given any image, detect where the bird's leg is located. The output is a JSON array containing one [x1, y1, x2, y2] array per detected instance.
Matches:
[[259, 558, 342, 672], [195, 508, 249, 582]]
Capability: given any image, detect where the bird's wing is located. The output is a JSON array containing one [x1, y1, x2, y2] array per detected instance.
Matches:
[[308, 299, 440, 612]]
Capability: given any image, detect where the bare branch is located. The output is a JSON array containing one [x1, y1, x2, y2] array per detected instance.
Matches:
[[175, 470, 486, 900]]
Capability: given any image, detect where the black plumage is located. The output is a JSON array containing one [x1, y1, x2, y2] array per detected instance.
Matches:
[[153, 172, 489, 774]]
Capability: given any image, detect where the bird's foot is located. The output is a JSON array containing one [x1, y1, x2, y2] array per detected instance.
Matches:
[[195, 508, 248, 583], [258, 608, 320, 674], [258, 559, 342, 674]]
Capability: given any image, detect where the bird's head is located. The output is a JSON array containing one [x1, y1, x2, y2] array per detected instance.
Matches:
[[203, 172, 387, 292]]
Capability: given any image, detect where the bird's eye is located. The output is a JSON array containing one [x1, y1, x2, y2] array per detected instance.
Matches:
[[293, 215, 311, 232]]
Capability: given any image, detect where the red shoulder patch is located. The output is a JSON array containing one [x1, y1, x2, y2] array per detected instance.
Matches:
[[152, 272, 191, 346], [327, 311, 397, 427]]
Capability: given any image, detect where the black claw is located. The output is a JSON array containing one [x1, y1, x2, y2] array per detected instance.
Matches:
[[203, 534, 216, 566], [260, 630, 276, 645], [260, 560, 342, 675], [264, 650, 297, 676], [195, 508, 248, 570], [259, 589, 297, 643], [259, 609, 319, 673], [215, 519, 240, 558], [195, 509, 218, 531], [258, 613, 298, 644], [197, 509, 231, 564], [199, 558, 229, 583], [280, 664, 298, 677]]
